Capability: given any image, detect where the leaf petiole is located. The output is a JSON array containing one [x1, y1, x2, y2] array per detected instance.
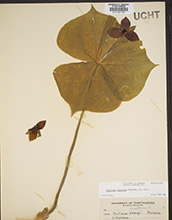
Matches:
[[35, 109, 85, 220], [47, 109, 85, 216]]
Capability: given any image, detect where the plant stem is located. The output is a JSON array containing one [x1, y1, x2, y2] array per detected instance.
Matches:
[[100, 38, 121, 63], [47, 109, 85, 216], [36, 66, 95, 220]]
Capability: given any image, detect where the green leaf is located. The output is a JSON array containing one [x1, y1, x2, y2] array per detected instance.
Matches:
[[57, 5, 118, 62], [54, 6, 157, 115]]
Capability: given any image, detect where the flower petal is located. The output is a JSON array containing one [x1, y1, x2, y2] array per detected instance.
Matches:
[[36, 120, 46, 130], [107, 27, 123, 38], [29, 132, 37, 141], [125, 31, 139, 41], [121, 17, 131, 31]]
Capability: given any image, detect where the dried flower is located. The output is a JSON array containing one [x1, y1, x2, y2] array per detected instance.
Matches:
[[26, 120, 46, 141], [108, 17, 139, 41]]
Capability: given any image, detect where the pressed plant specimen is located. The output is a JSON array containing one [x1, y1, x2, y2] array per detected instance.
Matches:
[[19, 5, 157, 220]]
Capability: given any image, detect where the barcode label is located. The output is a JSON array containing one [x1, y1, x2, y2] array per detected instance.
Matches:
[[105, 3, 134, 14]]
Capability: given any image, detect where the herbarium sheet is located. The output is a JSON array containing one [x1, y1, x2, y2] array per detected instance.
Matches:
[[0, 2, 168, 220]]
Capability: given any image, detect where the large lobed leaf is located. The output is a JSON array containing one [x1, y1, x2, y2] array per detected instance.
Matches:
[[53, 6, 156, 115]]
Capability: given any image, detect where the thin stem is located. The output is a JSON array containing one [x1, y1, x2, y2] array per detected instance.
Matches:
[[99, 38, 121, 63], [36, 63, 96, 220], [47, 109, 85, 216]]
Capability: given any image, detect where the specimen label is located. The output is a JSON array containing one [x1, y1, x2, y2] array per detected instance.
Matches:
[[99, 181, 168, 198], [105, 3, 134, 14]]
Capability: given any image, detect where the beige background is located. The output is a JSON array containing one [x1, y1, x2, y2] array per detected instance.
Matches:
[[0, 2, 167, 220]]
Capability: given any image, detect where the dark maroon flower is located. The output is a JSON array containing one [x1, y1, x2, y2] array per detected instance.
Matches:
[[26, 120, 46, 141], [107, 17, 139, 41]]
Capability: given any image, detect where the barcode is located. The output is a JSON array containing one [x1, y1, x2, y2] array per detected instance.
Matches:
[[109, 7, 128, 12], [105, 3, 133, 15]]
